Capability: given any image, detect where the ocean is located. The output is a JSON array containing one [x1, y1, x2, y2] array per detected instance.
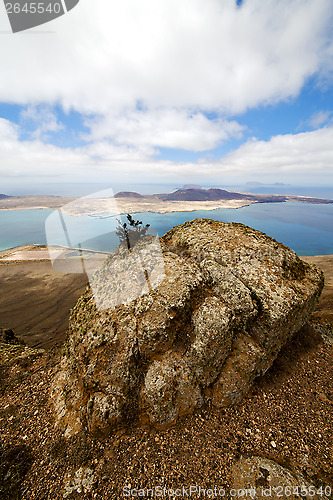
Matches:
[[0, 202, 332, 256]]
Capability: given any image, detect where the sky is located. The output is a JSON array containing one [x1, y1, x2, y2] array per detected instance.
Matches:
[[0, 0, 332, 195]]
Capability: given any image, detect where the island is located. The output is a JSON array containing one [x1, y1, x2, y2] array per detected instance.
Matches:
[[0, 188, 332, 215]]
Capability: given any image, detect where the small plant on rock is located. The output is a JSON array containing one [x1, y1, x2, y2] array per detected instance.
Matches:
[[116, 214, 150, 251]]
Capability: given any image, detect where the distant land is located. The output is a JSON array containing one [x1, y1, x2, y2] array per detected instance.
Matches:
[[244, 181, 291, 187], [0, 194, 76, 210], [158, 188, 286, 202], [0, 188, 332, 215]]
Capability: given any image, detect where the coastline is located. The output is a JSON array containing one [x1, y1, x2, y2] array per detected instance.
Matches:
[[1, 243, 332, 261], [1, 202, 332, 256], [1, 191, 332, 216], [0, 206, 54, 212], [0, 198, 256, 215], [0, 195, 75, 212], [0, 245, 51, 261]]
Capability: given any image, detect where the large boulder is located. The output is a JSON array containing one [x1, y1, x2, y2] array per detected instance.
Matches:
[[51, 219, 324, 437]]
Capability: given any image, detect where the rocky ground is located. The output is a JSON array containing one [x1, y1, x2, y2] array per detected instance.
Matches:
[[0, 256, 332, 499]]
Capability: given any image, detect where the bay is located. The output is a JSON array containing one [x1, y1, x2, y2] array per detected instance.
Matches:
[[0, 202, 332, 256]]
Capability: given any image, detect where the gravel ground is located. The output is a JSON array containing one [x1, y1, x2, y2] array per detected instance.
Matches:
[[0, 322, 332, 500]]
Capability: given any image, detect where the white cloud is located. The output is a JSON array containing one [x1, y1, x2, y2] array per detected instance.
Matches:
[[0, 0, 332, 114], [20, 105, 64, 140], [0, 117, 332, 187], [0, 117, 19, 142], [1, 0, 332, 189], [85, 108, 244, 151], [0, 117, 87, 178], [1, 0, 332, 179], [213, 126, 333, 184], [307, 110, 333, 128]]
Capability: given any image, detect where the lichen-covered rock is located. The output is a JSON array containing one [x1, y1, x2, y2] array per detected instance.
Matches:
[[140, 351, 203, 428], [51, 219, 324, 436]]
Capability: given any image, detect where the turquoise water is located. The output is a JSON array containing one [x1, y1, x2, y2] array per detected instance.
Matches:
[[0, 209, 52, 251], [0, 202, 332, 256]]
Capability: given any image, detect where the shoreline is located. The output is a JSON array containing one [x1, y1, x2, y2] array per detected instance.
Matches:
[[1, 244, 332, 261], [0, 206, 53, 212], [0, 198, 332, 218], [1, 202, 332, 257], [0, 199, 257, 215]]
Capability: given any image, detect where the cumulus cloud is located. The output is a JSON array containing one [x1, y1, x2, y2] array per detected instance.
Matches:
[[213, 126, 333, 183], [0, 117, 87, 178], [85, 108, 244, 151], [0, 0, 332, 114], [0, 0, 332, 188], [0, 117, 332, 186], [20, 105, 64, 140], [0, 117, 19, 142]]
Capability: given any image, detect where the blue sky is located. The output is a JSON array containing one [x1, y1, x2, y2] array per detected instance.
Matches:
[[0, 0, 332, 195]]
